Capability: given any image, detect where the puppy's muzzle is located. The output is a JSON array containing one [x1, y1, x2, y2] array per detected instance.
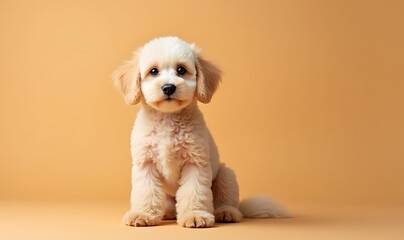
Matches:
[[161, 84, 176, 96]]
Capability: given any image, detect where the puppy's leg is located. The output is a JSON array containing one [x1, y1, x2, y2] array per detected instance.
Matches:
[[212, 164, 243, 222], [163, 195, 176, 220], [123, 163, 165, 227], [176, 164, 215, 228]]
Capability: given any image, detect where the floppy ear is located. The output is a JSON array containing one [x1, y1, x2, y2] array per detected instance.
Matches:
[[195, 54, 222, 104], [112, 60, 141, 105]]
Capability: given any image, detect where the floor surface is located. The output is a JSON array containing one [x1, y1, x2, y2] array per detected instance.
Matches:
[[1, 201, 403, 240]]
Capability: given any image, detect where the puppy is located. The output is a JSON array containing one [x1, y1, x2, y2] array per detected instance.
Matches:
[[113, 37, 289, 228]]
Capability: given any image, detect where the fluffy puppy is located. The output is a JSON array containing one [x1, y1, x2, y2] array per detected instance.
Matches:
[[113, 37, 289, 228]]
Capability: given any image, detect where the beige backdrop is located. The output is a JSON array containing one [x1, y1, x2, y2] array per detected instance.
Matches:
[[1, 0, 403, 206]]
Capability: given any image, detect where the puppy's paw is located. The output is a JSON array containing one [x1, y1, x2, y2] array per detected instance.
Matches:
[[123, 210, 161, 227], [177, 210, 215, 228], [214, 206, 243, 223]]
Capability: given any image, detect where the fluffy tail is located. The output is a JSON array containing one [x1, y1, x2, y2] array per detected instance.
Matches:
[[239, 195, 291, 218]]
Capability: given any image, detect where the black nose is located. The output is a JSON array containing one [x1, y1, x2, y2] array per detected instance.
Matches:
[[161, 84, 176, 96]]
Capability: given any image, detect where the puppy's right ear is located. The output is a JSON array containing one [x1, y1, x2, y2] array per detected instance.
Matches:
[[112, 60, 141, 105]]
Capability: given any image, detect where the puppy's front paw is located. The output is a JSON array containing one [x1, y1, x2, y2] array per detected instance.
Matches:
[[214, 206, 243, 223], [123, 210, 161, 227], [178, 210, 215, 228]]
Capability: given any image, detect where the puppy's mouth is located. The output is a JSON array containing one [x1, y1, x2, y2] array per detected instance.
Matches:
[[155, 97, 183, 106]]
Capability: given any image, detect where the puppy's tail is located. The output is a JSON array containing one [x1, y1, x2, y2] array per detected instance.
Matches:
[[239, 195, 291, 218]]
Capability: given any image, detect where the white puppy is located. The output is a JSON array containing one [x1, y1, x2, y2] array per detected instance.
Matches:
[[113, 37, 289, 228]]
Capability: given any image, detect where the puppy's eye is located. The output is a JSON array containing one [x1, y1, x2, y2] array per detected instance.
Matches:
[[177, 66, 187, 75], [149, 68, 159, 76]]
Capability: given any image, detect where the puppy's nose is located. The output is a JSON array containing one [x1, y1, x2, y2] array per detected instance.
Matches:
[[161, 84, 176, 96]]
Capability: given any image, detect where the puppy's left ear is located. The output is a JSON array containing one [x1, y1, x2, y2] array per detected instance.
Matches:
[[193, 47, 222, 104], [112, 59, 141, 105]]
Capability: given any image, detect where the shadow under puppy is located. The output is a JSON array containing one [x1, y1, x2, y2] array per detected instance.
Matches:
[[113, 37, 289, 228]]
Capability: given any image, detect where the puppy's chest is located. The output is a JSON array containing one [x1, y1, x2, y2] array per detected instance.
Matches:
[[146, 118, 194, 188]]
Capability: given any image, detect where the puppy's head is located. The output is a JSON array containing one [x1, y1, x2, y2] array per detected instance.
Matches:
[[113, 37, 221, 112]]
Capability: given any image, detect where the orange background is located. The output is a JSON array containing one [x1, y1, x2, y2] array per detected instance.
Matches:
[[1, 0, 403, 208]]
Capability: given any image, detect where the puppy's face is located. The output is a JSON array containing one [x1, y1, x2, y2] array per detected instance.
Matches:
[[113, 37, 221, 112], [138, 38, 197, 112]]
